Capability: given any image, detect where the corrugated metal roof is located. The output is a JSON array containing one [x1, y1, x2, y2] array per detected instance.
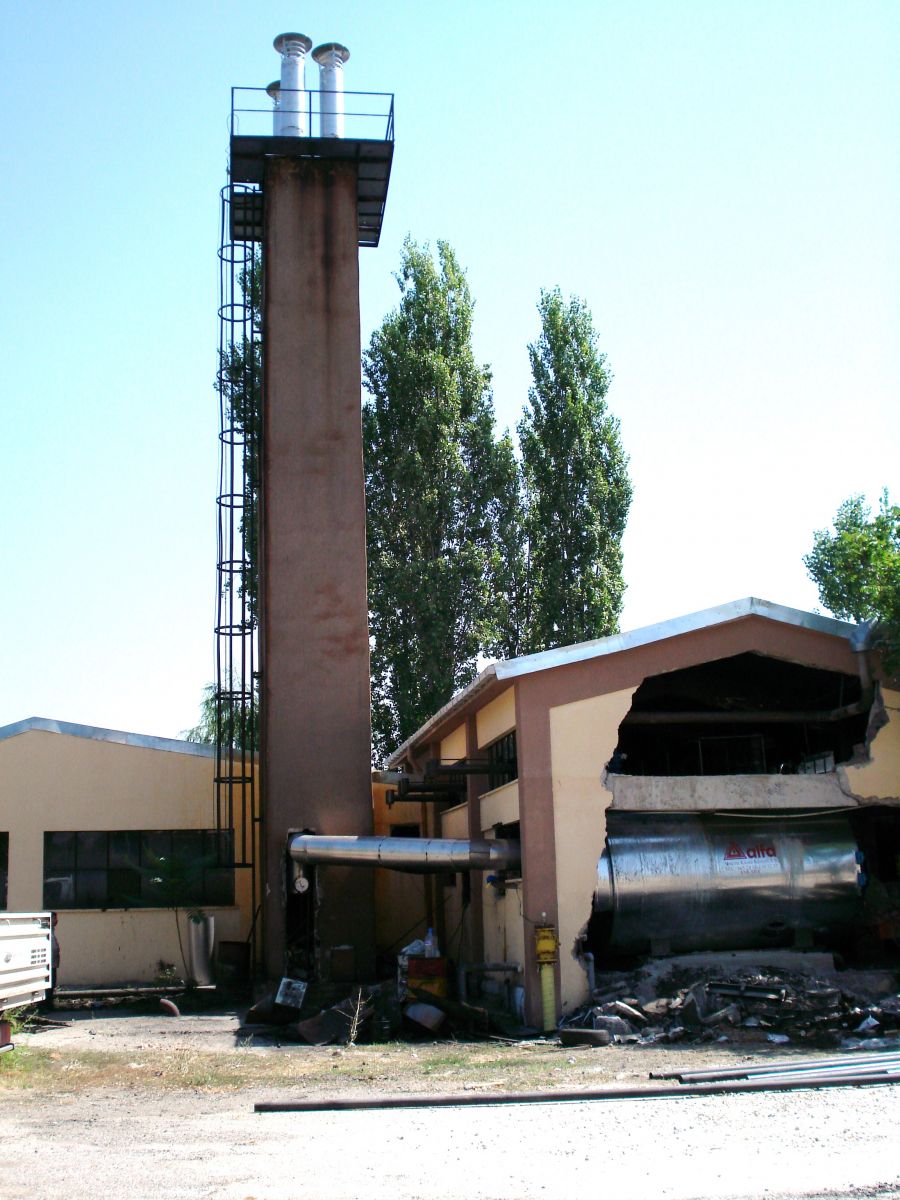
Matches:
[[0, 716, 217, 758], [386, 598, 869, 766]]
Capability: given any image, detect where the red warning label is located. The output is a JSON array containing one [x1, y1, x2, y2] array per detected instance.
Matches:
[[724, 843, 777, 861]]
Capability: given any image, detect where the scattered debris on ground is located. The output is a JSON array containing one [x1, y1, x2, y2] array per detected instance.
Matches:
[[562, 956, 900, 1050]]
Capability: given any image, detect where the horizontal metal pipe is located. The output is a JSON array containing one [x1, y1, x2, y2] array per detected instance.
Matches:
[[255, 1071, 900, 1113], [288, 834, 521, 873], [655, 1049, 900, 1083]]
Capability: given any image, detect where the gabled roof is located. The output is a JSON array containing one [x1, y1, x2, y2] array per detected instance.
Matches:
[[387, 598, 868, 766], [0, 716, 217, 758]]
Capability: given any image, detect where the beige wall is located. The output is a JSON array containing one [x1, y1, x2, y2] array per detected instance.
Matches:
[[480, 780, 520, 832], [372, 780, 428, 954], [843, 687, 900, 801], [482, 882, 525, 969], [440, 724, 467, 764], [476, 687, 516, 749], [549, 687, 636, 1013], [0, 729, 250, 985]]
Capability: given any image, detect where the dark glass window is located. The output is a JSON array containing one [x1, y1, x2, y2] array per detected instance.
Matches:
[[42, 830, 234, 911], [487, 730, 518, 790]]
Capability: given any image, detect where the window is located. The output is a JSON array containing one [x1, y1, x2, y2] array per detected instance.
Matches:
[[487, 730, 518, 790], [389, 823, 420, 838], [42, 830, 234, 910], [0, 833, 8, 909]]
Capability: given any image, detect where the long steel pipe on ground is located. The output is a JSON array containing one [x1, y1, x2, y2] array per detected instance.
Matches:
[[288, 834, 521, 873], [652, 1049, 900, 1084], [255, 1071, 900, 1112]]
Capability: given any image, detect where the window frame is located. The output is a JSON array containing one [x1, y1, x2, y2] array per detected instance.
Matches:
[[42, 829, 235, 911]]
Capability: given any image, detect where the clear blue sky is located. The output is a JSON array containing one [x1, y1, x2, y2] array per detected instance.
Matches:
[[2, 1, 897, 738]]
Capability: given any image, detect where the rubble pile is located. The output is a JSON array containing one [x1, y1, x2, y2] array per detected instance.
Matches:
[[564, 965, 900, 1049]]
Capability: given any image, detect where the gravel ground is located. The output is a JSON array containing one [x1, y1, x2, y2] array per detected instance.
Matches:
[[3, 1009, 900, 1200]]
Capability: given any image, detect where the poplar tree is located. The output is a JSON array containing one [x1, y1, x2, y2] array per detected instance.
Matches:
[[518, 288, 632, 651], [363, 239, 517, 761]]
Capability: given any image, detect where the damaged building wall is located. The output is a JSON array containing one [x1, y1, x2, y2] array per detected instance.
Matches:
[[385, 602, 890, 1024], [607, 772, 852, 811], [842, 687, 900, 801], [548, 687, 637, 1012]]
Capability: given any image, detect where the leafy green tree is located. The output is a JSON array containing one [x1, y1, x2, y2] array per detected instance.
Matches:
[[363, 239, 521, 761], [218, 251, 262, 621], [518, 288, 632, 651], [182, 680, 258, 749], [804, 491, 900, 670]]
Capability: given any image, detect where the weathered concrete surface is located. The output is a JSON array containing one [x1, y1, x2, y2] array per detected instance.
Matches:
[[261, 156, 374, 981], [608, 771, 853, 811]]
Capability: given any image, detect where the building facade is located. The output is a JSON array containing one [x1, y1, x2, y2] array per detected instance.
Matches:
[[0, 718, 252, 987], [388, 599, 900, 1026]]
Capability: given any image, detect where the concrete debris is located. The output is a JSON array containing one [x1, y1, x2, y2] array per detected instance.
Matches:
[[404, 1002, 446, 1033], [559, 1027, 612, 1048], [244, 981, 402, 1045], [290, 992, 375, 1045], [561, 959, 900, 1049]]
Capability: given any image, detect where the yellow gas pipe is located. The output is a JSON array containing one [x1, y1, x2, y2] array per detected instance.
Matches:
[[534, 923, 559, 1033]]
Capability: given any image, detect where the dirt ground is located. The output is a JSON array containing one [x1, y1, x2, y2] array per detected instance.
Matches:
[[3, 1007, 900, 1200]]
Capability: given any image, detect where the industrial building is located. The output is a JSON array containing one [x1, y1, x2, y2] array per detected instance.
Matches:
[[6, 34, 897, 1032], [0, 718, 251, 986], [385, 598, 900, 1028], [211, 33, 900, 1033]]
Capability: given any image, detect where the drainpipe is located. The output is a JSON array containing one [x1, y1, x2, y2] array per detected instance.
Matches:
[[534, 922, 559, 1034]]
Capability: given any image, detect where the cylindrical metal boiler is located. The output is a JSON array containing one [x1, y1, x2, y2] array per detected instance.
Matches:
[[594, 811, 863, 955]]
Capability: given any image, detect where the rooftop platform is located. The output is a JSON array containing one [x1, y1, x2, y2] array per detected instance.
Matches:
[[228, 88, 394, 248]]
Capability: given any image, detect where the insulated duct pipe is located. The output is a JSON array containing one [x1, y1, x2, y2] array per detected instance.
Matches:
[[288, 834, 520, 874], [312, 42, 350, 137], [273, 32, 312, 136]]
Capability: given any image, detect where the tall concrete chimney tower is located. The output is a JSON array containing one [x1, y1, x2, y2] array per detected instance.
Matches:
[[228, 36, 394, 983]]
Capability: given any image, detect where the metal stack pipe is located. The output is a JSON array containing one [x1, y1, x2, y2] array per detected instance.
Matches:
[[265, 81, 281, 135], [273, 32, 312, 136], [312, 42, 350, 137]]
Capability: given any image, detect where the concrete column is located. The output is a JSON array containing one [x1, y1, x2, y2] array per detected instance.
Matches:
[[464, 713, 486, 964], [514, 681, 561, 1027], [260, 156, 375, 981]]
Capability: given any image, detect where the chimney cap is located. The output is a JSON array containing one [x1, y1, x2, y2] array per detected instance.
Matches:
[[312, 42, 350, 65], [274, 32, 313, 54]]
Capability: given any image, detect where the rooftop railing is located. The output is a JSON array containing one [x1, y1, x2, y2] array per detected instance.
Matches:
[[231, 87, 394, 143]]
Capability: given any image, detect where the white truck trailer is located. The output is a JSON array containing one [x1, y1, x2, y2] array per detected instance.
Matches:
[[0, 912, 52, 1013]]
